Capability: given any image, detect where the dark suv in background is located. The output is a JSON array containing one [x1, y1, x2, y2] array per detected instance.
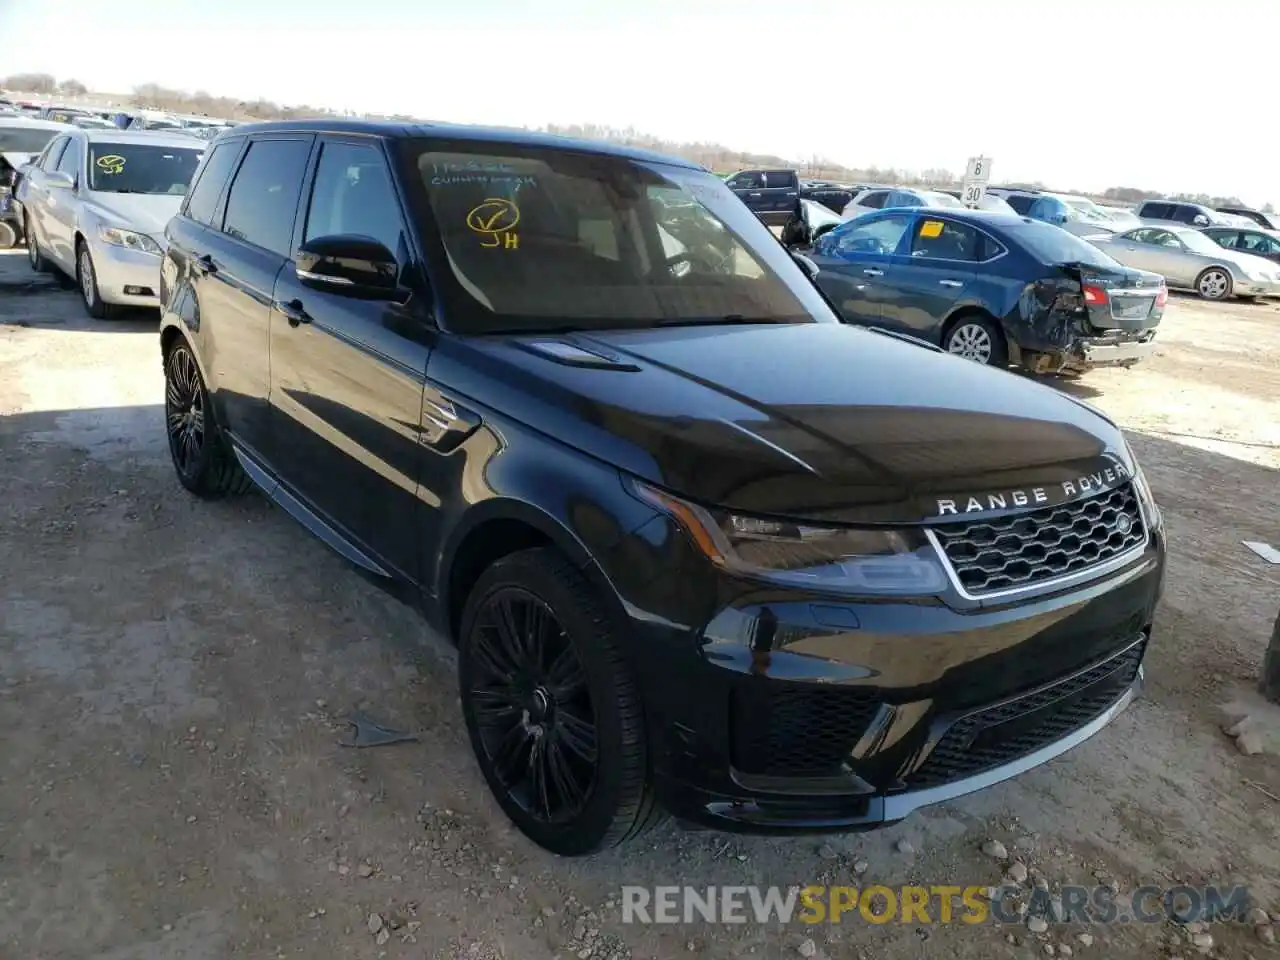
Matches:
[[724, 167, 800, 225], [159, 120, 1165, 855], [1136, 200, 1230, 228]]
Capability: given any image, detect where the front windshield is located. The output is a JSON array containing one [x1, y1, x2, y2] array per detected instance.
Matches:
[[1004, 219, 1122, 269], [0, 126, 60, 154], [408, 144, 837, 334], [87, 142, 203, 194]]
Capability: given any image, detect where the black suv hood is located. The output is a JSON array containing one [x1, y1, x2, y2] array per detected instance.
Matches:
[[439, 323, 1134, 524]]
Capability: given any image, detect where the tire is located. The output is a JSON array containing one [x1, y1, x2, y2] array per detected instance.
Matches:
[[164, 338, 254, 498], [76, 240, 115, 319], [943, 314, 1008, 367], [458, 547, 664, 855], [0, 220, 16, 249], [25, 215, 52, 273], [1195, 267, 1232, 301]]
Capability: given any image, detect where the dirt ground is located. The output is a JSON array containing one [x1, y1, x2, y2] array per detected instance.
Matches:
[[1, 249, 1278, 960]]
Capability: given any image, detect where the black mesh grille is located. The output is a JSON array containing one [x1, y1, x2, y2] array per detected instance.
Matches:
[[907, 639, 1145, 789], [731, 679, 880, 778], [932, 483, 1146, 595]]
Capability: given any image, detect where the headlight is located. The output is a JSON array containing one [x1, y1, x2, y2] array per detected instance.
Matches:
[[98, 225, 162, 255], [1124, 440, 1161, 530], [635, 482, 948, 595]]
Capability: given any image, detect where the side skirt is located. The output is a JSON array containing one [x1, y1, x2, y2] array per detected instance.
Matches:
[[230, 442, 392, 580]]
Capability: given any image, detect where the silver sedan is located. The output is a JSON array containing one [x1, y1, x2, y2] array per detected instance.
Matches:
[[17, 129, 203, 317], [1090, 224, 1280, 300]]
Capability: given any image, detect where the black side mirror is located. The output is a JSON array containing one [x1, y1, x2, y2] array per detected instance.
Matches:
[[296, 235, 401, 299]]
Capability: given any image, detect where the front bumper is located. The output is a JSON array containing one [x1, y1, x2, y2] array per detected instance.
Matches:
[[609, 514, 1165, 835], [1235, 277, 1280, 298], [88, 238, 163, 307]]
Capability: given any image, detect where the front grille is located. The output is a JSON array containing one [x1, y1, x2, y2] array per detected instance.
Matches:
[[730, 679, 880, 778], [932, 483, 1146, 596], [907, 639, 1144, 789]]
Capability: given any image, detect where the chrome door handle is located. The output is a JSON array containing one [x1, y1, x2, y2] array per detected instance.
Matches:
[[938, 279, 964, 288], [863, 268, 884, 277]]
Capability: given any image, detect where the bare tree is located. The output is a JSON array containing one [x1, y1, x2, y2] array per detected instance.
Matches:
[[3, 72, 57, 93]]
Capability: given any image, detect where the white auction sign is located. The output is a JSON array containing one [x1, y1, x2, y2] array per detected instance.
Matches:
[[961, 156, 992, 207]]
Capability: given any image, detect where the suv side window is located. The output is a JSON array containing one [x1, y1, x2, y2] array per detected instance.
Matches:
[[221, 138, 313, 257], [54, 137, 83, 183], [40, 136, 69, 171], [911, 218, 980, 261], [302, 140, 404, 259], [184, 140, 243, 226], [1242, 232, 1280, 255]]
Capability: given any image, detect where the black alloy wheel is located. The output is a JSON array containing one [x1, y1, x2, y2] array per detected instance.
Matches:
[[162, 337, 253, 498], [468, 587, 598, 823], [166, 343, 206, 481], [458, 548, 663, 855]]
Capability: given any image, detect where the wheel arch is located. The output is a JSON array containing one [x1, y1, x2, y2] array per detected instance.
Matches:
[[941, 304, 1007, 349], [438, 497, 633, 646]]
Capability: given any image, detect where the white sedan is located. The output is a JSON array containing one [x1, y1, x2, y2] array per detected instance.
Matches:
[[17, 129, 204, 318]]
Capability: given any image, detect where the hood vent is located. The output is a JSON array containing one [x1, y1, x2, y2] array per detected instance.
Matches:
[[519, 339, 640, 371]]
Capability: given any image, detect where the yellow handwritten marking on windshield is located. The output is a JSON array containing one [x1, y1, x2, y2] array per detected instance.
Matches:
[[465, 198, 520, 249], [920, 220, 944, 239], [96, 155, 126, 175]]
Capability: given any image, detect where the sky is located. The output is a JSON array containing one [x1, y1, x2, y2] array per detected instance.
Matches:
[[2, 0, 1277, 206]]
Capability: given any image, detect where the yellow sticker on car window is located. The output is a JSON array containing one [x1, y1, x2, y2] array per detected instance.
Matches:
[[920, 220, 944, 238], [96, 155, 126, 175]]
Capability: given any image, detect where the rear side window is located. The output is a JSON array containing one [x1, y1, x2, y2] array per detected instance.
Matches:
[[221, 138, 312, 257], [1005, 194, 1035, 214], [910, 218, 980, 261], [728, 171, 763, 189], [184, 141, 242, 226], [303, 141, 404, 259]]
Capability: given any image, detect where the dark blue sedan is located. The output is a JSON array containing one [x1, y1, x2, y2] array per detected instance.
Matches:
[[807, 209, 1167, 375]]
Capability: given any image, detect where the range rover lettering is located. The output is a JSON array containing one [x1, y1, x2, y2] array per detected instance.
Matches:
[[159, 120, 1166, 855]]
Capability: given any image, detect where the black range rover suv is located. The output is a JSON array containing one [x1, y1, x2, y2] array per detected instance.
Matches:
[[159, 121, 1166, 855]]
